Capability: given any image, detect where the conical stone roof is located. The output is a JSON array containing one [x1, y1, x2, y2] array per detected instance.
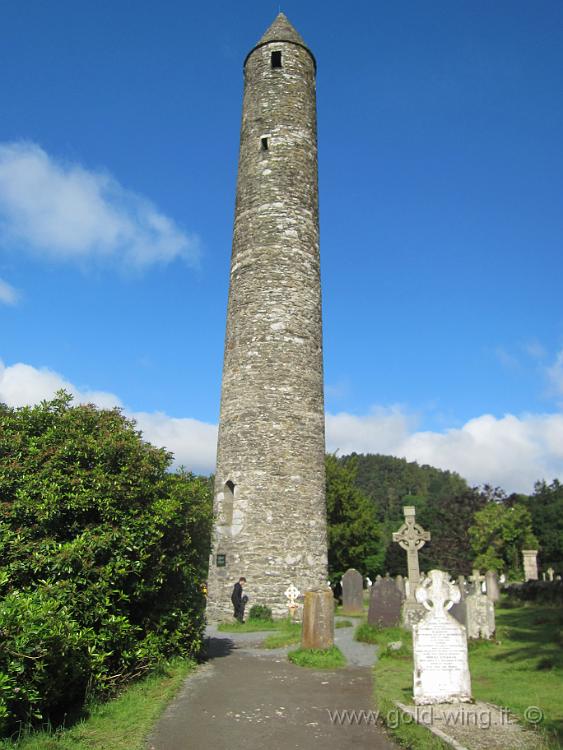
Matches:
[[256, 12, 308, 49], [245, 13, 315, 69]]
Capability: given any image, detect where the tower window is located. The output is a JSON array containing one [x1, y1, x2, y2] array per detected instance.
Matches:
[[261, 137, 269, 151], [271, 51, 282, 69]]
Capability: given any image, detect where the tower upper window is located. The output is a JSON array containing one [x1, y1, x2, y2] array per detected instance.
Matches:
[[261, 137, 269, 151], [271, 51, 282, 69]]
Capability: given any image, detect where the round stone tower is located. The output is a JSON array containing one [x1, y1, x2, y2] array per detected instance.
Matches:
[[206, 13, 328, 620]]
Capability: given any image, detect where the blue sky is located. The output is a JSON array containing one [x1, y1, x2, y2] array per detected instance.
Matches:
[[1, 1, 562, 492]]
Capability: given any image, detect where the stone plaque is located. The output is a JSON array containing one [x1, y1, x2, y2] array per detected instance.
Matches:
[[341, 568, 364, 615], [368, 578, 403, 628], [413, 570, 471, 704], [301, 588, 334, 650]]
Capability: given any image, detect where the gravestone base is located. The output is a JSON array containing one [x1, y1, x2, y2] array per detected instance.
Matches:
[[402, 600, 426, 629]]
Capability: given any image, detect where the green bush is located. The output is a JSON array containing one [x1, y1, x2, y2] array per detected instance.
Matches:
[[0, 393, 212, 734], [248, 605, 273, 622]]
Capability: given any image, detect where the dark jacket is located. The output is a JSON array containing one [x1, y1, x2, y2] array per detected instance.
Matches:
[[231, 582, 243, 606]]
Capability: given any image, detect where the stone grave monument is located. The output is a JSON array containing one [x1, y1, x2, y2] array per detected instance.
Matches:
[[412, 570, 472, 705], [368, 577, 404, 628], [522, 549, 539, 581], [341, 568, 364, 615], [392, 506, 431, 627], [301, 588, 334, 650], [465, 570, 495, 639], [547, 567, 555, 582], [485, 570, 500, 602], [395, 574, 406, 598]]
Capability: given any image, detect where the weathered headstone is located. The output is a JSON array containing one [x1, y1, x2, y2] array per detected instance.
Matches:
[[469, 569, 485, 594], [485, 570, 500, 602], [457, 575, 466, 599], [547, 567, 555, 582], [464, 577, 495, 640], [301, 588, 334, 650], [341, 568, 364, 615], [412, 570, 472, 705], [395, 574, 406, 597], [522, 549, 539, 581], [393, 506, 431, 628], [368, 578, 404, 628], [542, 572, 547, 581]]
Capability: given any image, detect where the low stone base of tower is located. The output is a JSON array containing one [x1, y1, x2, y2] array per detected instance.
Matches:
[[206, 547, 328, 622]]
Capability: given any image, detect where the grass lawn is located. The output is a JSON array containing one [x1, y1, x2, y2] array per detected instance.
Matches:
[[0, 658, 196, 750], [372, 601, 562, 750], [288, 645, 346, 669], [216, 617, 290, 632], [261, 622, 302, 649]]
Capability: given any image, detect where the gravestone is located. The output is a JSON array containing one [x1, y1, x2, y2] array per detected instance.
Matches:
[[464, 577, 495, 639], [547, 567, 555, 582], [522, 549, 538, 581], [368, 578, 403, 628], [542, 572, 547, 581], [485, 570, 500, 602], [393, 506, 431, 627], [457, 575, 466, 599], [285, 583, 301, 621], [469, 569, 485, 594], [301, 588, 334, 650], [395, 574, 406, 597], [412, 570, 472, 705], [341, 568, 364, 615]]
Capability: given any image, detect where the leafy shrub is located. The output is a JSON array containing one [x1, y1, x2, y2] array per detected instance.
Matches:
[[0, 393, 212, 734], [505, 581, 563, 605], [248, 605, 273, 622]]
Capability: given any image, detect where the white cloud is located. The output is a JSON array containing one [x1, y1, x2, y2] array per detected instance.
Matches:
[[0, 359, 216, 475], [326, 407, 563, 493], [0, 277, 19, 305], [0, 142, 200, 269], [1, 358, 562, 491]]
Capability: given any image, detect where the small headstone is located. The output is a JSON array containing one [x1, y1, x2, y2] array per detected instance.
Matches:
[[457, 575, 466, 600], [365, 576, 372, 588], [301, 588, 334, 650], [395, 574, 406, 597], [485, 570, 500, 602], [341, 568, 364, 615], [465, 592, 495, 639], [412, 570, 472, 705], [499, 573, 506, 585], [542, 572, 547, 581], [376, 574, 382, 582], [368, 578, 403, 628], [522, 549, 539, 581], [547, 567, 555, 582], [469, 569, 485, 595]]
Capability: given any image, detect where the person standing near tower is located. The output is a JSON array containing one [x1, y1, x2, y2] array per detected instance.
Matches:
[[231, 577, 247, 623], [206, 13, 328, 620]]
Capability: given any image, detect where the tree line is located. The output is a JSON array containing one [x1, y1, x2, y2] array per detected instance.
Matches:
[[326, 452, 563, 580]]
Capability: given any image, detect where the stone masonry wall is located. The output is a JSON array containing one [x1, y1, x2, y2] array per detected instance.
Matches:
[[206, 28, 328, 620]]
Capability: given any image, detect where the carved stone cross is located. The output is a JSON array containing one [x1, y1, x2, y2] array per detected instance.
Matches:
[[415, 570, 460, 619], [285, 584, 300, 607], [392, 506, 431, 598]]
